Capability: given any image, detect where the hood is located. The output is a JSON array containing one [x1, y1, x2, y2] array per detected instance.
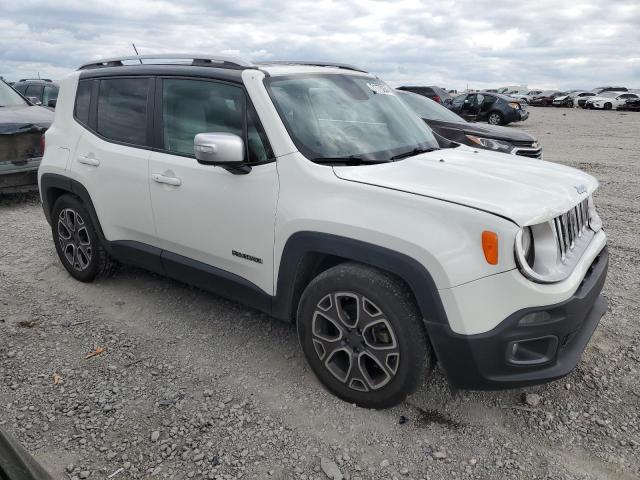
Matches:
[[0, 105, 53, 134], [587, 95, 614, 102], [553, 95, 569, 101], [459, 122, 535, 143], [333, 148, 597, 226], [425, 119, 536, 143]]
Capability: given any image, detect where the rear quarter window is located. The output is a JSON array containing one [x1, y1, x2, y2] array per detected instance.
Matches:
[[74, 80, 92, 126]]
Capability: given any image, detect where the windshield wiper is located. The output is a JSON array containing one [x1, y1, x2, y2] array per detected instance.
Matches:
[[389, 147, 438, 161], [311, 156, 382, 166]]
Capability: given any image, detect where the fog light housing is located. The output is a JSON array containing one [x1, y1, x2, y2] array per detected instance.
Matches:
[[506, 336, 558, 365], [518, 311, 552, 326]]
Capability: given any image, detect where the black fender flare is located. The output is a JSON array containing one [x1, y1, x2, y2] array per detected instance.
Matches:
[[272, 231, 449, 326], [40, 173, 107, 242]]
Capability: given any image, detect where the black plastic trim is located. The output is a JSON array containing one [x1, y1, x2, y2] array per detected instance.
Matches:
[[161, 250, 271, 313], [425, 247, 609, 390], [79, 65, 246, 84], [272, 231, 449, 324], [109, 240, 163, 275]]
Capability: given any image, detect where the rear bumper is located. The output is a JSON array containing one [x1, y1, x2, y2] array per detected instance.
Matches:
[[0, 166, 39, 192], [427, 247, 608, 390]]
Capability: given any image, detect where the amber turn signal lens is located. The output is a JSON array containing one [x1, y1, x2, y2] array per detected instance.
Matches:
[[482, 231, 499, 265]]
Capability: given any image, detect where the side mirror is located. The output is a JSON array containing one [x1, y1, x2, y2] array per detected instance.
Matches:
[[194, 132, 249, 174], [27, 96, 42, 106], [47, 99, 57, 108]]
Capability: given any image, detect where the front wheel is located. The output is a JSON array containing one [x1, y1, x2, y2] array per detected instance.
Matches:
[[297, 263, 432, 408], [487, 111, 503, 125], [604, 102, 612, 110]]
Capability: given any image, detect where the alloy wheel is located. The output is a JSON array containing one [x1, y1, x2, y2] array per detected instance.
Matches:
[[488, 113, 501, 125], [57, 208, 92, 271], [311, 292, 400, 392]]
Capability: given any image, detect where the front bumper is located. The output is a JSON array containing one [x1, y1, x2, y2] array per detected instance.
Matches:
[[426, 247, 608, 390]]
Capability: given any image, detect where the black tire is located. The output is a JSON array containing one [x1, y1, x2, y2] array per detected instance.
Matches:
[[604, 102, 612, 110], [51, 194, 116, 282], [297, 262, 432, 409], [487, 111, 503, 125], [566, 99, 574, 108]]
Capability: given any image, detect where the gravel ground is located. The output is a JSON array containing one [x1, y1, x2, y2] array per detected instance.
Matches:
[[1, 107, 639, 480]]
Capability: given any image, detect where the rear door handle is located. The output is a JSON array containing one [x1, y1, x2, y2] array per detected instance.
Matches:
[[77, 155, 100, 166], [152, 173, 182, 187]]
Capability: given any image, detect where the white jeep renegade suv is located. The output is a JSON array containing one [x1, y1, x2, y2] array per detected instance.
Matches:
[[38, 55, 608, 408]]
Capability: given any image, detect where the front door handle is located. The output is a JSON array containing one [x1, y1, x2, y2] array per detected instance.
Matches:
[[152, 173, 182, 187], [78, 155, 100, 166]]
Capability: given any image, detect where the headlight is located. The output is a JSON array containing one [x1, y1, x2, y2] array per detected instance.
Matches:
[[465, 135, 513, 153], [508, 102, 520, 109], [588, 196, 603, 232], [516, 226, 535, 268]]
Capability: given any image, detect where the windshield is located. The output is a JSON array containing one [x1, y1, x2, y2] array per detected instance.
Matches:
[[396, 90, 464, 123], [266, 74, 439, 162], [0, 81, 28, 107]]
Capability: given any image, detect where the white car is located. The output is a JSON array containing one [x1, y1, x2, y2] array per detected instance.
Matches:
[[38, 54, 609, 408], [552, 91, 596, 108], [585, 91, 639, 110], [509, 90, 542, 104]]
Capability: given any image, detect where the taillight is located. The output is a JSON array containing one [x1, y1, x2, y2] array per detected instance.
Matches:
[[433, 95, 442, 103], [40, 135, 45, 156]]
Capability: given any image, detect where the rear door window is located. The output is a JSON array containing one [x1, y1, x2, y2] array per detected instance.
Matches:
[[451, 94, 467, 107], [25, 84, 44, 101], [96, 78, 150, 146], [43, 85, 58, 106]]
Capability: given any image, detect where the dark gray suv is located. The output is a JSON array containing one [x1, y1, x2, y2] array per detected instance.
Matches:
[[11, 79, 59, 108]]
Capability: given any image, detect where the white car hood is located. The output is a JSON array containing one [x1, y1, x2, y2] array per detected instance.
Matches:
[[333, 148, 598, 226], [588, 95, 614, 102]]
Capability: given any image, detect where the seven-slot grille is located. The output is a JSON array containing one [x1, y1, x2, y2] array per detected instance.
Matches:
[[552, 198, 590, 262]]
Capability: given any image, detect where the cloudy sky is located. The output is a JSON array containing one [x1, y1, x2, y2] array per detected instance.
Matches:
[[1, 0, 638, 90]]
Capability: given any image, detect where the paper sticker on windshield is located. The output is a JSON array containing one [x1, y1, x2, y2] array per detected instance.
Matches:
[[367, 83, 393, 95]]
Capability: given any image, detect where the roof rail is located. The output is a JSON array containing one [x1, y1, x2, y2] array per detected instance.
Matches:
[[18, 78, 52, 82], [255, 61, 368, 73], [78, 54, 255, 71]]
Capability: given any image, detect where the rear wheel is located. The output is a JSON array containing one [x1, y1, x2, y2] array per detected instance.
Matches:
[[487, 111, 503, 125], [297, 263, 432, 409], [51, 195, 116, 282]]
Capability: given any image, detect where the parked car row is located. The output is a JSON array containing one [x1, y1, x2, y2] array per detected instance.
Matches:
[[396, 90, 541, 157], [506, 86, 639, 110], [398, 86, 529, 126], [583, 91, 639, 110]]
